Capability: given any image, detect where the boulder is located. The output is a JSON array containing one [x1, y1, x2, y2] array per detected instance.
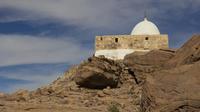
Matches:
[[74, 57, 122, 89]]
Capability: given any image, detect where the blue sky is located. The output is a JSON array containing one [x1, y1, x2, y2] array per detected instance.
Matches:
[[0, 0, 199, 93]]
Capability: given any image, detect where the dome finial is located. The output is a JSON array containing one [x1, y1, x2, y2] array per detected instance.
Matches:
[[144, 10, 148, 21]]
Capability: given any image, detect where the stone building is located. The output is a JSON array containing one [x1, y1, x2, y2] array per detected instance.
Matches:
[[95, 17, 169, 60]]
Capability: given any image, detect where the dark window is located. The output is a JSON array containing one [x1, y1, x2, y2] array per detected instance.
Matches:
[[145, 37, 149, 40], [115, 38, 118, 43], [100, 37, 103, 41]]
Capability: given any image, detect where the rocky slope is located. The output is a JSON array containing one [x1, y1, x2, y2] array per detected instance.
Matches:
[[0, 35, 199, 112], [0, 57, 142, 112]]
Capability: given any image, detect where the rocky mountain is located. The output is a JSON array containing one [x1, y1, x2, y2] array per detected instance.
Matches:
[[0, 35, 199, 112]]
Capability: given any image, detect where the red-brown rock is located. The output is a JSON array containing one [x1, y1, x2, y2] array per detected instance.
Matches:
[[74, 57, 122, 89]]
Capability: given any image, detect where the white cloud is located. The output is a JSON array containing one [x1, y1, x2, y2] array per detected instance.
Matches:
[[0, 0, 199, 29], [1, 69, 64, 93], [0, 34, 92, 66], [0, 0, 150, 29], [0, 34, 90, 92], [0, 16, 28, 23]]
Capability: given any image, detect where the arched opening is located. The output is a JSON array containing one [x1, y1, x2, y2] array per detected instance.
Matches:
[[145, 37, 149, 40]]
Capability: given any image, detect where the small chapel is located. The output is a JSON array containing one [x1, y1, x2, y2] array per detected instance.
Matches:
[[94, 17, 169, 60]]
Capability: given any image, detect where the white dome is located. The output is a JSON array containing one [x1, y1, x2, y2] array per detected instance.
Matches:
[[131, 18, 160, 35]]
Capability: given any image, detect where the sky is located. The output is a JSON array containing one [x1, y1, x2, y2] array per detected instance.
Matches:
[[0, 0, 199, 93]]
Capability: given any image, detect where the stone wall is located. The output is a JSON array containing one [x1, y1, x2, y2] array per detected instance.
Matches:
[[95, 35, 168, 51]]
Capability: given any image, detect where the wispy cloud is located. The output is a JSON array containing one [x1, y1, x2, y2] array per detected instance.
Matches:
[[0, 34, 89, 92], [0, 63, 68, 93], [0, 0, 199, 29], [0, 0, 153, 29], [0, 34, 92, 66], [4, 72, 58, 93]]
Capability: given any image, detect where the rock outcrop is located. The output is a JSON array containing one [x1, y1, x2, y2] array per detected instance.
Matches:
[[141, 35, 200, 112], [124, 49, 175, 68], [74, 57, 122, 89], [142, 62, 200, 112], [165, 35, 200, 68], [123, 49, 175, 84]]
